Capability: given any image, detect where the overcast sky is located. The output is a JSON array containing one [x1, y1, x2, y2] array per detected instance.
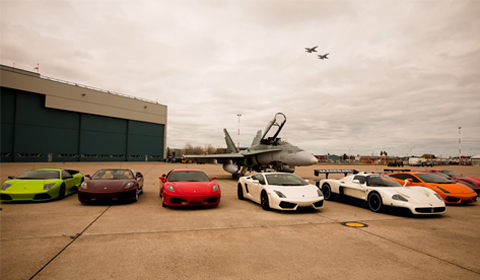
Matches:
[[2, 0, 479, 158]]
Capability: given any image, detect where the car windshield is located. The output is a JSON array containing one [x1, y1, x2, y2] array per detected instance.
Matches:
[[169, 171, 209, 182], [265, 174, 308, 186], [366, 175, 402, 187], [16, 170, 60, 179], [92, 169, 134, 180], [416, 173, 452, 184], [442, 170, 461, 177]]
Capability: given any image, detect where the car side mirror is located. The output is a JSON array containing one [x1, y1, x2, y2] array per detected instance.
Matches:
[[8, 176, 15, 179], [305, 179, 309, 183], [210, 176, 217, 181], [85, 174, 91, 179], [404, 179, 411, 186], [252, 180, 260, 184], [159, 175, 166, 183], [136, 172, 143, 178], [352, 179, 360, 184]]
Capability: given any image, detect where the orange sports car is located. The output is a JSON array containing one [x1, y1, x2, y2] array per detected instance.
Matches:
[[387, 171, 477, 204]]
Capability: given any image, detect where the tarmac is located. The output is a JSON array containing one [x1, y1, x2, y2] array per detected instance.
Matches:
[[1, 162, 480, 280]]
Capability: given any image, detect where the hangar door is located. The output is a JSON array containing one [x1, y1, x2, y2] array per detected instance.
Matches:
[[1, 88, 164, 162]]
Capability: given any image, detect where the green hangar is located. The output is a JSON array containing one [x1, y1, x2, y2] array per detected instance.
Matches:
[[0, 65, 167, 162]]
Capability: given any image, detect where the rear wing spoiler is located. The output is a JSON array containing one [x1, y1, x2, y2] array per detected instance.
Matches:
[[314, 169, 359, 180]]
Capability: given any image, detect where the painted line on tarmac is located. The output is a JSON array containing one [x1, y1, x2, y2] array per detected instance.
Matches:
[[28, 205, 112, 280]]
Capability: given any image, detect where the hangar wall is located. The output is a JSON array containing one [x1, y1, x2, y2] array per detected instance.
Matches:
[[0, 65, 167, 162]]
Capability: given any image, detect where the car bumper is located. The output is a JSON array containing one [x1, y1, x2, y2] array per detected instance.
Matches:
[[271, 197, 324, 210], [0, 189, 59, 202], [163, 193, 221, 206], [78, 189, 137, 202], [442, 194, 477, 204]]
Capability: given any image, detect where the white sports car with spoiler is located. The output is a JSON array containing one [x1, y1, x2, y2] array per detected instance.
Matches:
[[316, 170, 446, 215], [237, 172, 324, 211]]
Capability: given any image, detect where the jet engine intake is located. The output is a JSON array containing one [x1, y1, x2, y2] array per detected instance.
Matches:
[[223, 163, 239, 174]]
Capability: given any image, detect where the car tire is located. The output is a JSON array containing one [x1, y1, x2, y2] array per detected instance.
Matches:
[[261, 191, 270, 210], [58, 184, 66, 200], [237, 183, 245, 200], [367, 192, 383, 212], [161, 196, 167, 207], [133, 190, 139, 202], [322, 183, 332, 200]]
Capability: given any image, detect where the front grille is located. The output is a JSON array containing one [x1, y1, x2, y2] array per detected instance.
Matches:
[[169, 198, 188, 204], [203, 197, 218, 204], [279, 201, 297, 209], [415, 207, 446, 213], [445, 196, 461, 203], [0, 194, 12, 200], [34, 193, 52, 200], [313, 200, 324, 208]]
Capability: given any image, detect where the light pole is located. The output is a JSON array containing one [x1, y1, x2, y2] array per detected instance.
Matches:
[[407, 146, 415, 157], [458, 127, 462, 165], [237, 114, 242, 149]]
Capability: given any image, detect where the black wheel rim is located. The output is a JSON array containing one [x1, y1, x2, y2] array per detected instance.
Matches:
[[323, 184, 331, 199], [369, 194, 381, 211]]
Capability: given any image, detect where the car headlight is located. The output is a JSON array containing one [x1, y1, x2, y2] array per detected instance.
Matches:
[[166, 185, 176, 192], [433, 185, 450, 193], [212, 184, 219, 191], [1, 183, 12, 191], [392, 194, 408, 202], [433, 192, 443, 201], [80, 182, 88, 189], [273, 190, 286, 198], [317, 189, 323, 197], [44, 183, 56, 190], [125, 182, 135, 189]]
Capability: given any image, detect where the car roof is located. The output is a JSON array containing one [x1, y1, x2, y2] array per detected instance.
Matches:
[[170, 169, 204, 172]]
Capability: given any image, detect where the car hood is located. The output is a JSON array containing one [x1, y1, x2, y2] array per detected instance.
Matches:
[[2, 179, 59, 192], [168, 181, 215, 195], [270, 185, 319, 198], [383, 187, 442, 204], [83, 180, 135, 192], [426, 182, 476, 195]]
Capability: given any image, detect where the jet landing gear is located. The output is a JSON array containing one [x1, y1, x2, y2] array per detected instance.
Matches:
[[232, 166, 249, 179]]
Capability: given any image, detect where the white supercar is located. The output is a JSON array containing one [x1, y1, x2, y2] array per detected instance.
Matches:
[[237, 172, 324, 211], [319, 172, 446, 215]]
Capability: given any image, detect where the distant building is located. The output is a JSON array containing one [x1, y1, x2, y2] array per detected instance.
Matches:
[[471, 155, 480, 166], [1, 65, 167, 162]]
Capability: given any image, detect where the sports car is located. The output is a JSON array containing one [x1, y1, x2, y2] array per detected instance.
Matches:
[[78, 169, 144, 203], [1, 168, 83, 202], [387, 171, 477, 204], [319, 172, 445, 215], [237, 172, 324, 211], [159, 169, 221, 207], [427, 169, 480, 196]]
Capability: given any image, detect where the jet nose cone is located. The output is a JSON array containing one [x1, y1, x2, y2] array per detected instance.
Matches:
[[311, 156, 319, 164]]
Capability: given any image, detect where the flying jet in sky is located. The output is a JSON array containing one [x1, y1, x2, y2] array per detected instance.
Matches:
[[305, 46, 318, 53], [184, 112, 318, 178], [318, 53, 329, 60]]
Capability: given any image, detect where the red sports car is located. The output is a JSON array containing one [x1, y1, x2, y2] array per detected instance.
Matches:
[[78, 169, 144, 203], [159, 169, 221, 207]]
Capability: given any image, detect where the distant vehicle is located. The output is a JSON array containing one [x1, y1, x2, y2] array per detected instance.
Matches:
[[1, 168, 83, 202], [427, 169, 480, 196], [78, 169, 143, 203], [387, 161, 404, 167], [305, 46, 318, 53], [386, 171, 477, 204], [317, 53, 329, 60], [318, 171, 445, 215], [184, 112, 318, 178], [237, 172, 324, 211], [159, 169, 220, 207], [408, 157, 433, 167]]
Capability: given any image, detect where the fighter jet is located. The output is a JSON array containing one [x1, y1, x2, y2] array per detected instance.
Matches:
[[317, 53, 329, 60], [305, 46, 318, 53], [184, 112, 318, 178]]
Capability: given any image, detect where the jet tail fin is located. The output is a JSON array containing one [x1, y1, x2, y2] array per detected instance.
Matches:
[[223, 129, 239, 153], [251, 130, 262, 147]]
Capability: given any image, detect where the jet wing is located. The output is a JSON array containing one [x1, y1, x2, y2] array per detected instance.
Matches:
[[184, 149, 282, 164]]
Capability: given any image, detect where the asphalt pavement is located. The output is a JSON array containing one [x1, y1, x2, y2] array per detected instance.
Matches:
[[1, 162, 480, 280]]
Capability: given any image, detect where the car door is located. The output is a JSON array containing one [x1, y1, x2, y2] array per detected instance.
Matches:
[[340, 175, 367, 200], [61, 170, 77, 193], [248, 174, 266, 204]]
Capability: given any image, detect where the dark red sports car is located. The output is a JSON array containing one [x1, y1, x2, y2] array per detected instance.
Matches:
[[78, 169, 144, 203], [427, 169, 480, 196], [159, 169, 221, 207]]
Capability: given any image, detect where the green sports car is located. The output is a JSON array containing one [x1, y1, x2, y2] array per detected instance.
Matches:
[[1, 168, 84, 202]]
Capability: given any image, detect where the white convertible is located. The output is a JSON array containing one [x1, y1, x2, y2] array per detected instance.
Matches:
[[237, 172, 324, 211], [319, 172, 446, 215]]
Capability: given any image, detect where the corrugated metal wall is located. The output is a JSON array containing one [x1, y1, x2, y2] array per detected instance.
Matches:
[[1, 88, 164, 162]]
